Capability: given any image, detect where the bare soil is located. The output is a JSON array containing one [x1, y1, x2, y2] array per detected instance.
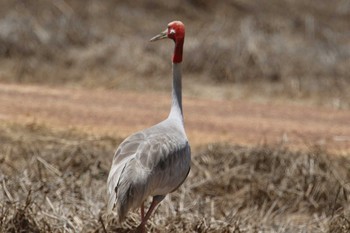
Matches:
[[0, 83, 349, 152]]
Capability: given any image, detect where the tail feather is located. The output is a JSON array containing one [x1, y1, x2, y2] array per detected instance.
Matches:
[[106, 160, 128, 215], [115, 181, 134, 222], [107, 190, 116, 214], [107, 158, 147, 222]]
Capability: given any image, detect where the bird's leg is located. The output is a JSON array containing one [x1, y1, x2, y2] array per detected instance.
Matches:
[[143, 195, 165, 223], [141, 202, 145, 221], [136, 195, 165, 232]]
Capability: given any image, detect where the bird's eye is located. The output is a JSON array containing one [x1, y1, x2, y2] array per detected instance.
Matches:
[[169, 29, 176, 34]]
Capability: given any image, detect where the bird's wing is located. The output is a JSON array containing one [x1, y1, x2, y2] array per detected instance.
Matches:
[[107, 126, 191, 215], [134, 130, 191, 196], [106, 131, 146, 213]]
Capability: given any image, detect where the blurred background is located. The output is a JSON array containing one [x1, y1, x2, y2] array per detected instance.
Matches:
[[0, 0, 349, 108]]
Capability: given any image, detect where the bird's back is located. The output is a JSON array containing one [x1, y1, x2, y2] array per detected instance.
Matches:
[[107, 118, 191, 222]]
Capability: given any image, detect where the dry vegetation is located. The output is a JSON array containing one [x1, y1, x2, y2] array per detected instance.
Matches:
[[0, 0, 349, 107], [1, 1, 350, 232], [0, 123, 349, 232]]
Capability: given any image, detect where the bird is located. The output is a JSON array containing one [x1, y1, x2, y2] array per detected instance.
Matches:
[[107, 21, 191, 232]]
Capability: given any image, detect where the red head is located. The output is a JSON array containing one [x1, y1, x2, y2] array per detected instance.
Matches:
[[166, 21, 185, 42], [150, 21, 185, 63]]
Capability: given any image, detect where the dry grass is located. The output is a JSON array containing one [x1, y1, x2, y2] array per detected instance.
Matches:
[[0, 122, 349, 232], [1, 2, 349, 232], [0, 0, 349, 108]]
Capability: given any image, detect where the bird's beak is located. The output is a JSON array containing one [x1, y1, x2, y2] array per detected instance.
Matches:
[[150, 29, 168, 42]]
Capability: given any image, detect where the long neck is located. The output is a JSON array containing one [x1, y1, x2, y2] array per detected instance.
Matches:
[[168, 63, 183, 122], [173, 39, 183, 63], [168, 37, 184, 124]]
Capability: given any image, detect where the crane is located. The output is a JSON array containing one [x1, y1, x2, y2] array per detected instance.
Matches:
[[107, 21, 191, 232]]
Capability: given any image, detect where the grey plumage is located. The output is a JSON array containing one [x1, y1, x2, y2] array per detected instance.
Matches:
[[107, 62, 191, 223], [107, 22, 190, 229]]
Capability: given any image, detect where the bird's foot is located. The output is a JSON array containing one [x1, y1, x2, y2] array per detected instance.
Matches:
[[134, 223, 146, 233]]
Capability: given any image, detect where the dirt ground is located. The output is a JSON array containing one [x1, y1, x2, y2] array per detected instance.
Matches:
[[0, 83, 349, 153]]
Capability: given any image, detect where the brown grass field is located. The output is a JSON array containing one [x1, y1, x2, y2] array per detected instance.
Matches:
[[0, 0, 350, 232], [0, 123, 349, 232]]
